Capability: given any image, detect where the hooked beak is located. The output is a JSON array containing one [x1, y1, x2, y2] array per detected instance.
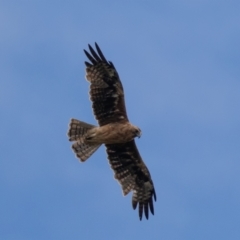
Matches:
[[137, 130, 142, 138]]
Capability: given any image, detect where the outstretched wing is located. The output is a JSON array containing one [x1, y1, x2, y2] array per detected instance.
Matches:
[[84, 43, 128, 126], [105, 141, 156, 220]]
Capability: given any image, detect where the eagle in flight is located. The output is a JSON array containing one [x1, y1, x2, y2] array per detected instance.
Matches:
[[68, 43, 156, 220]]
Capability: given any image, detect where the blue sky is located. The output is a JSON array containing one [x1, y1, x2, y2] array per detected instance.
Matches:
[[1, 1, 240, 239]]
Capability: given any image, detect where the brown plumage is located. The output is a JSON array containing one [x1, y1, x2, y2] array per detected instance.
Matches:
[[67, 43, 156, 220]]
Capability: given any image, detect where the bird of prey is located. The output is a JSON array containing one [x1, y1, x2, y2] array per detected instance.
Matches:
[[67, 43, 156, 220]]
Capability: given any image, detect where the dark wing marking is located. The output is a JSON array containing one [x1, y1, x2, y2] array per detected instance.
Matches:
[[105, 140, 156, 220], [84, 43, 129, 126]]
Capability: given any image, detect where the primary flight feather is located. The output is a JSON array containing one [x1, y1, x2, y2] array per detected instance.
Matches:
[[68, 43, 156, 220]]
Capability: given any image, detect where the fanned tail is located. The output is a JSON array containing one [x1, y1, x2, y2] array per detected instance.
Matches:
[[68, 119, 101, 161]]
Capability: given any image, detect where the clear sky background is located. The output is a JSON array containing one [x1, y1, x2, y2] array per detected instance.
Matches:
[[1, 1, 240, 239]]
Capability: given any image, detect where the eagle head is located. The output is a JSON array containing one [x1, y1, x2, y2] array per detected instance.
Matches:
[[132, 126, 142, 139]]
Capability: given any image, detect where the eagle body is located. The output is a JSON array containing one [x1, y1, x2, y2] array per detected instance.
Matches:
[[85, 122, 141, 144], [68, 43, 156, 220]]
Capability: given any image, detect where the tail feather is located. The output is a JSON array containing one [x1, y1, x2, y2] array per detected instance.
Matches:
[[68, 118, 101, 162], [68, 119, 95, 141], [72, 141, 100, 162]]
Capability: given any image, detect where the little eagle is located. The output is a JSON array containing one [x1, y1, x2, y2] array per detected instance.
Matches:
[[68, 43, 156, 220]]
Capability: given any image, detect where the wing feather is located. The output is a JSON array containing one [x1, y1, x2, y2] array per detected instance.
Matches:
[[88, 44, 102, 62], [84, 49, 97, 65], [95, 42, 108, 62], [84, 43, 128, 126], [105, 141, 156, 220]]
